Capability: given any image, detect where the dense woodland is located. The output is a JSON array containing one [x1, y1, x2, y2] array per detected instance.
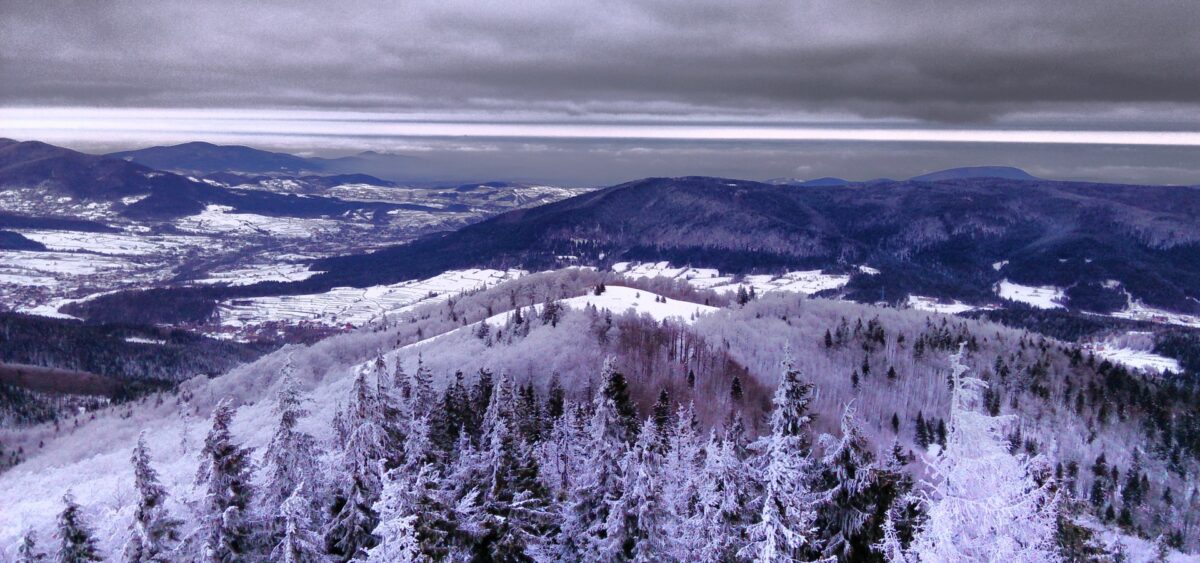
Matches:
[[2, 269, 1198, 560]]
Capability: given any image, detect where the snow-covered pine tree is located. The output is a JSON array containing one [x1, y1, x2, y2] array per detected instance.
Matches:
[[325, 366, 388, 561], [366, 513, 424, 563], [411, 355, 435, 417], [468, 372, 554, 559], [195, 398, 256, 561], [125, 431, 182, 562], [270, 485, 326, 563], [537, 400, 587, 497], [740, 356, 818, 562], [604, 418, 668, 562], [262, 358, 320, 546], [16, 529, 46, 562], [813, 401, 884, 560], [909, 345, 1061, 562], [600, 357, 640, 445], [55, 493, 102, 562], [559, 363, 632, 560], [696, 427, 754, 561], [661, 402, 705, 558]]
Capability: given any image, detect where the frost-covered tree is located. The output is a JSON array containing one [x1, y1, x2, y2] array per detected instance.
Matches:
[[909, 345, 1061, 562], [325, 367, 388, 561], [813, 401, 884, 561], [366, 513, 424, 563], [262, 358, 320, 545], [559, 364, 631, 560], [55, 493, 101, 562], [740, 356, 818, 562], [604, 419, 668, 562], [16, 529, 46, 562], [270, 485, 326, 563], [195, 398, 256, 561], [660, 402, 705, 558], [125, 432, 182, 562], [696, 430, 752, 561]]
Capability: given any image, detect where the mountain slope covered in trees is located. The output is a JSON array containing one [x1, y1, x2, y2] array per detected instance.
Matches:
[[1, 269, 1196, 560]]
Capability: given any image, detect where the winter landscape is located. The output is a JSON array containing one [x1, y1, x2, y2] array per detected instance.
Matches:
[[3, 1, 1200, 561]]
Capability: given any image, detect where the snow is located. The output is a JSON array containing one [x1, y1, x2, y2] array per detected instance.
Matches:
[[906, 295, 978, 315], [124, 336, 167, 345], [858, 265, 880, 275], [1088, 345, 1181, 374], [215, 268, 526, 333], [16, 230, 204, 256], [176, 205, 348, 238], [613, 261, 854, 296], [1110, 298, 1200, 328], [992, 260, 1008, 271], [995, 279, 1065, 309], [483, 285, 716, 328], [191, 263, 319, 286]]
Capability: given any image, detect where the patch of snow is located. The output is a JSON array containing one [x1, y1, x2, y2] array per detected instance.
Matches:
[[191, 263, 318, 286], [124, 336, 167, 345], [906, 295, 978, 315], [1109, 299, 1200, 329], [996, 279, 1065, 309], [215, 268, 526, 333], [992, 260, 1009, 271], [613, 261, 850, 297], [858, 265, 881, 275]]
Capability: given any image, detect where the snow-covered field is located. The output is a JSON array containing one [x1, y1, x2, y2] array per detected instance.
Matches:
[[175, 205, 350, 238], [16, 230, 205, 256], [480, 284, 717, 330], [906, 295, 979, 315], [613, 261, 855, 296], [215, 268, 527, 334], [191, 263, 319, 286], [995, 279, 1065, 309], [1110, 299, 1200, 329], [1084, 332, 1183, 374]]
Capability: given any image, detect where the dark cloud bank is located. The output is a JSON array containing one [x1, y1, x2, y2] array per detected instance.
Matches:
[[2, 0, 1199, 184]]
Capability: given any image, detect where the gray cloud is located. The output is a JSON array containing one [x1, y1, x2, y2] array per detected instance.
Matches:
[[3, 0, 1200, 125]]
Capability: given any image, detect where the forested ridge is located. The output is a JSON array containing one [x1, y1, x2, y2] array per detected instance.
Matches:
[[2, 270, 1197, 560]]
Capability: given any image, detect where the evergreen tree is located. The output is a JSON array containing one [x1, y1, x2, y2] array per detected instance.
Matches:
[[601, 358, 640, 444], [17, 530, 46, 562], [55, 493, 101, 562], [559, 365, 630, 560], [604, 420, 668, 562], [813, 402, 885, 560], [661, 403, 705, 558], [125, 432, 182, 562], [325, 367, 388, 561], [545, 374, 566, 422], [909, 345, 1061, 562], [262, 360, 320, 546], [740, 357, 818, 561], [697, 429, 753, 561], [270, 486, 326, 563], [195, 398, 256, 561]]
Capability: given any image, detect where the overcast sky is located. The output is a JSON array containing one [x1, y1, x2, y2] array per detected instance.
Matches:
[[3, 0, 1199, 185]]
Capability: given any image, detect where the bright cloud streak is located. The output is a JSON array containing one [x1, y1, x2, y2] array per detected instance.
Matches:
[[4, 107, 1200, 147]]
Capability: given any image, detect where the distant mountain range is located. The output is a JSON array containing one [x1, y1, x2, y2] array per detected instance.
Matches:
[[308, 175, 1200, 314], [768, 165, 1040, 186], [107, 141, 420, 180]]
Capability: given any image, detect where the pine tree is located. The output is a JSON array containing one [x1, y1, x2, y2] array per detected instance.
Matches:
[[55, 493, 102, 562], [326, 367, 388, 561], [909, 345, 1061, 562], [740, 357, 818, 561], [813, 402, 884, 560], [559, 365, 630, 560], [16, 530, 46, 562], [125, 432, 182, 562], [604, 420, 668, 562], [661, 402, 705, 558], [262, 360, 320, 547], [270, 486, 326, 563], [697, 428, 753, 561], [195, 398, 256, 561], [411, 355, 435, 417], [601, 358, 640, 444], [470, 372, 555, 559]]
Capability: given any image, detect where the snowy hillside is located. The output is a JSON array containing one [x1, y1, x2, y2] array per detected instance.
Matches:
[[2, 269, 1197, 561]]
